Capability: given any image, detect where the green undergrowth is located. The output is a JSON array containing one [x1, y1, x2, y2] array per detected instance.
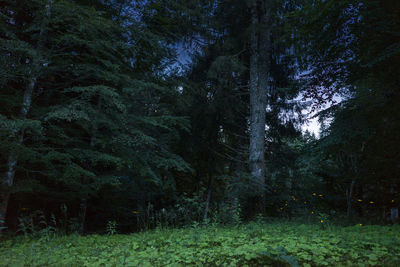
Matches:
[[1, 222, 399, 266]]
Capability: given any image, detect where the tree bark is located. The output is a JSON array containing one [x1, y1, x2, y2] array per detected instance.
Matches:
[[249, 0, 270, 214], [1, 75, 38, 228], [203, 157, 214, 222], [79, 197, 88, 235], [203, 177, 212, 222], [346, 180, 356, 219]]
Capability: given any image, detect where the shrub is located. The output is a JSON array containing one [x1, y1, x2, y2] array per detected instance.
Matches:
[[1, 222, 399, 266]]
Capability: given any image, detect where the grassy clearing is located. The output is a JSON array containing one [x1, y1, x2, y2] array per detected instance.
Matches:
[[0, 222, 399, 266]]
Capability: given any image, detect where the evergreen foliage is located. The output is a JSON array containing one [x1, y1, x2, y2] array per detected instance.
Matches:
[[0, 0, 398, 241]]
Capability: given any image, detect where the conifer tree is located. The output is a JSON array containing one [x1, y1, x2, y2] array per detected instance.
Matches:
[[0, 0, 54, 225], [292, 0, 400, 218], [0, 0, 190, 229]]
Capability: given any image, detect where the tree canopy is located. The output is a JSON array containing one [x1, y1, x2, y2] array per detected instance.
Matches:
[[1, 0, 399, 233]]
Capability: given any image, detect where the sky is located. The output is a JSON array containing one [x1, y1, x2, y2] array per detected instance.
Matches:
[[300, 94, 343, 138], [301, 114, 320, 137]]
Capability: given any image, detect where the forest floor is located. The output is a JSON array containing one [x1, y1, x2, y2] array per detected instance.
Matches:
[[0, 222, 399, 266]]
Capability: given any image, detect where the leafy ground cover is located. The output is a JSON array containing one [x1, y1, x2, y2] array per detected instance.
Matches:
[[1, 222, 399, 266]]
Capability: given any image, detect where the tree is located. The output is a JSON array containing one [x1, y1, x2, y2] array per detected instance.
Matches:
[[292, 0, 400, 220], [173, 0, 303, 218], [248, 0, 270, 213], [0, 0, 190, 231]]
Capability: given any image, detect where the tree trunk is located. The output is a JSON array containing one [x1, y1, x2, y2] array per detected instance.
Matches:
[[203, 157, 214, 222], [78, 96, 101, 235], [1, 75, 37, 228], [249, 0, 270, 214], [79, 197, 88, 235], [231, 140, 245, 200], [203, 177, 212, 222], [346, 180, 356, 219], [0, 192, 10, 227]]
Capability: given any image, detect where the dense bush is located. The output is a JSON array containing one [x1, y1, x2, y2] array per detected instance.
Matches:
[[1, 222, 399, 266]]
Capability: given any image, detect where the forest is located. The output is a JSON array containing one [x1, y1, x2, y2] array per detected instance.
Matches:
[[0, 0, 399, 266]]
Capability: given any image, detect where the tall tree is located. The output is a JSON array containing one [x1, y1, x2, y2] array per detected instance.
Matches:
[[0, 0, 190, 230], [249, 0, 272, 213]]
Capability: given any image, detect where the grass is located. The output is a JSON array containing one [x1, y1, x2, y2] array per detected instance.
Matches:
[[0, 221, 399, 266]]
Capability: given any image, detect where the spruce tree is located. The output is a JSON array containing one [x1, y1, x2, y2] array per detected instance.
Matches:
[[0, 0, 190, 230]]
